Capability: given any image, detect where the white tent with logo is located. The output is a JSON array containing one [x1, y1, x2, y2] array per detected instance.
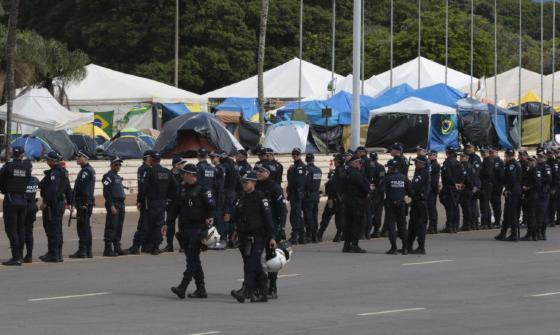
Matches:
[[371, 56, 475, 91], [0, 88, 93, 133], [204, 58, 343, 100]]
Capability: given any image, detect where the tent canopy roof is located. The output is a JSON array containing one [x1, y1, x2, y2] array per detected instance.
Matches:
[[473, 67, 543, 105], [0, 88, 93, 131], [336, 74, 384, 97], [409, 83, 465, 108], [215, 97, 259, 120], [370, 97, 456, 116], [204, 58, 343, 99], [64, 64, 207, 106]]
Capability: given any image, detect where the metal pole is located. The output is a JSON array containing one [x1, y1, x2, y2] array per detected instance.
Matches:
[[540, 0, 544, 145], [552, 0, 556, 139], [351, 0, 362, 150], [174, 0, 179, 87], [390, 0, 394, 88], [494, 0, 498, 128], [445, 0, 448, 85], [518, 0, 522, 148], [331, 0, 336, 96], [361, 0, 365, 95], [470, 0, 474, 95], [418, 0, 421, 89], [298, 0, 303, 109]]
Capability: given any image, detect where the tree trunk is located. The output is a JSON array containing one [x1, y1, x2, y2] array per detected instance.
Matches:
[[257, 0, 269, 134], [4, 0, 20, 161]]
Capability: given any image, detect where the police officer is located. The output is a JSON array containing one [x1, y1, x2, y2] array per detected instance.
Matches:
[[489, 148, 504, 229], [342, 155, 370, 253], [440, 146, 463, 234], [69, 150, 96, 259], [535, 150, 552, 240], [230, 171, 277, 303], [265, 148, 284, 185], [547, 149, 560, 227], [552, 149, 560, 226], [168, 164, 215, 299], [383, 159, 409, 255], [520, 156, 540, 241], [495, 149, 522, 241], [196, 148, 216, 190], [287, 148, 307, 244], [317, 153, 346, 242], [221, 151, 239, 247], [303, 153, 322, 243], [163, 156, 187, 252], [102, 157, 128, 257], [368, 152, 386, 238], [256, 165, 287, 299], [23, 173, 40, 263], [390, 143, 410, 176], [39, 151, 71, 263], [129, 151, 153, 254], [235, 149, 252, 178], [0, 146, 32, 265], [356, 146, 373, 239], [128, 151, 178, 254], [427, 150, 440, 234], [479, 148, 495, 230], [407, 156, 430, 254], [459, 152, 477, 231], [210, 151, 226, 247], [465, 143, 482, 229]]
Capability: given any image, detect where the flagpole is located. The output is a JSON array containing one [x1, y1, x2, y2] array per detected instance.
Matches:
[[390, 0, 394, 88], [494, 0, 498, 129], [518, 0, 522, 149], [552, 0, 556, 140], [174, 0, 179, 87], [418, 0, 421, 89], [361, 0, 365, 95], [470, 0, 474, 95], [298, 0, 303, 110], [540, 0, 544, 145], [331, 0, 336, 97], [351, 0, 362, 149], [445, 0, 448, 86]]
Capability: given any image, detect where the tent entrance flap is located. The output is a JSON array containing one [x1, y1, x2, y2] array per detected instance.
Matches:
[[366, 113, 429, 152]]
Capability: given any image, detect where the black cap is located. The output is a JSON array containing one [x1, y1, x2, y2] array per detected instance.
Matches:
[[145, 150, 161, 160], [241, 171, 258, 182], [264, 148, 274, 154], [536, 146, 545, 154], [518, 150, 528, 157], [305, 153, 315, 162], [391, 143, 403, 151], [528, 156, 536, 161], [345, 149, 354, 156], [356, 146, 366, 152], [255, 165, 271, 173], [12, 146, 24, 157], [292, 148, 302, 155], [237, 149, 248, 157], [505, 149, 516, 156], [415, 145, 426, 152], [76, 150, 90, 159], [537, 152, 546, 158], [197, 148, 208, 157], [369, 152, 378, 160], [488, 147, 496, 153], [480, 148, 489, 154], [428, 150, 438, 155], [182, 163, 198, 174], [349, 155, 362, 163], [413, 156, 428, 163], [334, 153, 345, 162], [143, 150, 154, 158], [386, 159, 398, 168], [111, 156, 123, 164], [209, 150, 222, 158], [172, 156, 185, 165], [46, 151, 62, 162], [464, 142, 474, 148], [445, 145, 457, 155]]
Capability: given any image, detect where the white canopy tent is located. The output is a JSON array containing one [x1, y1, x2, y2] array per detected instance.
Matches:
[[204, 58, 343, 100], [371, 56, 475, 91], [0, 88, 93, 133], [336, 74, 385, 97]]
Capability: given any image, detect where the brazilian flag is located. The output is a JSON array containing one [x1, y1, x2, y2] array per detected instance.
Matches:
[[439, 115, 455, 135], [81, 109, 114, 137]]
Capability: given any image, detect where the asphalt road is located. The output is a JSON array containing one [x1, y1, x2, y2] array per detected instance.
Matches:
[[1, 205, 560, 335]]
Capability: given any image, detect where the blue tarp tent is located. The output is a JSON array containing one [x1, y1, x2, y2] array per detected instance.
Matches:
[[325, 91, 373, 125], [489, 104, 518, 149], [215, 97, 258, 121], [161, 103, 191, 123], [277, 100, 338, 125], [364, 83, 415, 111], [409, 83, 465, 108]]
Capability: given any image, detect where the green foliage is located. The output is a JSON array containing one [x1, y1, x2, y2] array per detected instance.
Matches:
[[8, 0, 560, 94]]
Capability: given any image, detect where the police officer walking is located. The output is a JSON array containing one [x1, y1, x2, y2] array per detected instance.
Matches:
[[440, 146, 463, 233], [220, 151, 239, 246], [383, 159, 409, 255], [102, 157, 128, 257], [131, 151, 153, 253], [489, 148, 504, 229], [342, 155, 370, 253], [163, 156, 186, 252], [427, 150, 440, 234], [69, 151, 96, 259], [317, 153, 346, 242], [303, 153, 322, 243], [0, 146, 32, 265], [479, 148, 495, 229], [287, 148, 307, 244], [407, 156, 429, 254], [23, 173, 40, 263], [495, 150, 522, 241], [168, 164, 215, 299], [230, 171, 277, 303], [39, 151, 71, 263], [520, 156, 540, 241], [210, 151, 226, 246], [535, 150, 552, 240]]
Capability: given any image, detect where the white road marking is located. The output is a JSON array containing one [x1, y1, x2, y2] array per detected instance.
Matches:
[[237, 273, 301, 281], [402, 260, 454, 266], [536, 250, 560, 254], [530, 291, 560, 297], [28, 292, 111, 302], [189, 331, 221, 335], [357, 308, 426, 316]]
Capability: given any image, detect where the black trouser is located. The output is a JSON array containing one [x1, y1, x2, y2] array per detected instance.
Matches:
[[104, 201, 125, 243], [25, 201, 38, 255], [76, 202, 93, 247], [548, 191, 559, 226], [182, 227, 205, 288], [239, 236, 267, 295], [165, 202, 179, 246], [490, 188, 503, 227], [441, 187, 460, 231], [384, 200, 407, 248], [502, 194, 521, 235], [214, 193, 225, 237], [303, 198, 319, 238], [344, 199, 365, 245], [43, 201, 65, 255], [133, 208, 152, 249], [3, 197, 27, 259], [133, 200, 167, 248], [289, 193, 304, 239], [536, 194, 550, 236], [268, 272, 278, 292], [319, 202, 335, 233], [223, 190, 237, 240], [371, 191, 384, 235], [408, 200, 427, 249], [427, 191, 438, 231], [460, 191, 473, 230], [479, 186, 492, 227], [522, 192, 537, 236]]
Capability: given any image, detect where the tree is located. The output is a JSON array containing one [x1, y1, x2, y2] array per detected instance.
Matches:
[[257, 0, 269, 131], [4, 0, 19, 159]]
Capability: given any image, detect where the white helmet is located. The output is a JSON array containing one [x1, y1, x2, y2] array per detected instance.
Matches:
[[201, 226, 221, 247], [262, 248, 288, 272], [278, 240, 293, 263]]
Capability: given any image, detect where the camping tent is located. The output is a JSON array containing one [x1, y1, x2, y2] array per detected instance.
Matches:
[[0, 88, 93, 132], [364, 83, 416, 111], [367, 97, 458, 152], [472, 67, 543, 106], [215, 97, 259, 121], [263, 121, 318, 153], [276, 100, 337, 125], [324, 91, 374, 125], [154, 112, 243, 158], [11, 135, 52, 160], [104, 136, 152, 159], [214, 111, 261, 150], [372, 56, 474, 90], [31, 129, 77, 160], [204, 58, 343, 99], [69, 134, 99, 159], [509, 98, 554, 146], [336, 74, 385, 97], [409, 83, 465, 108], [73, 123, 110, 141]]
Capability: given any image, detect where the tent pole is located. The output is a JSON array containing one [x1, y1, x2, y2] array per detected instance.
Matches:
[[518, 0, 522, 149], [298, 0, 303, 110], [174, 0, 179, 88], [470, 0, 474, 95], [552, 0, 556, 140], [540, 0, 544, 145], [418, 0, 421, 89], [390, 0, 394, 88], [351, 0, 362, 150], [445, 0, 448, 86], [361, 0, 365, 95], [331, 0, 336, 97], [494, 0, 498, 132]]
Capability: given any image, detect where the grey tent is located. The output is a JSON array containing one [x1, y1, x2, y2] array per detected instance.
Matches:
[[31, 129, 77, 160]]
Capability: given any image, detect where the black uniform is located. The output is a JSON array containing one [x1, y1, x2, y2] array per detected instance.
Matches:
[[165, 170, 183, 249], [407, 166, 429, 252], [440, 156, 463, 233], [479, 156, 495, 229], [221, 157, 239, 240], [343, 165, 370, 251], [134, 163, 152, 250], [427, 159, 441, 233], [498, 159, 522, 240], [468, 153, 482, 228], [234, 190, 275, 301], [270, 159, 284, 185], [369, 160, 386, 237], [0, 158, 32, 263], [39, 165, 71, 262], [459, 160, 480, 231], [393, 155, 410, 176], [24, 176, 40, 261], [212, 162, 225, 238], [235, 159, 252, 195], [72, 163, 96, 257], [303, 163, 322, 242], [318, 164, 345, 241], [196, 160, 216, 190], [135, 163, 178, 251], [383, 170, 409, 252], [287, 159, 307, 243], [536, 161, 552, 239], [521, 163, 540, 240], [490, 157, 504, 228], [102, 170, 126, 247], [547, 157, 560, 227]]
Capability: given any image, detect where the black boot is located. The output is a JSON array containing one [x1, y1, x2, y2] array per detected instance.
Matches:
[[342, 242, 351, 253], [386, 240, 398, 255], [57, 244, 64, 262], [494, 229, 507, 241], [171, 278, 189, 299], [114, 242, 128, 255], [333, 231, 342, 242], [317, 226, 325, 242], [414, 240, 426, 254], [162, 244, 174, 252], [23, 245, 32, 263], [86, 241, 93, 258], [188, 284, 208, 299], [349, 242, 366, 253], [125, 245, 140, 255], [231, 288, 247, 303], [103, 242, 117, 257], [506, 230, 519, 242], [39, 242, 53, 262], [398, 241, 408, 255], [69, 242, 87, 259], [2, 248, 22, 266], [311, 232, 318, 244]]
